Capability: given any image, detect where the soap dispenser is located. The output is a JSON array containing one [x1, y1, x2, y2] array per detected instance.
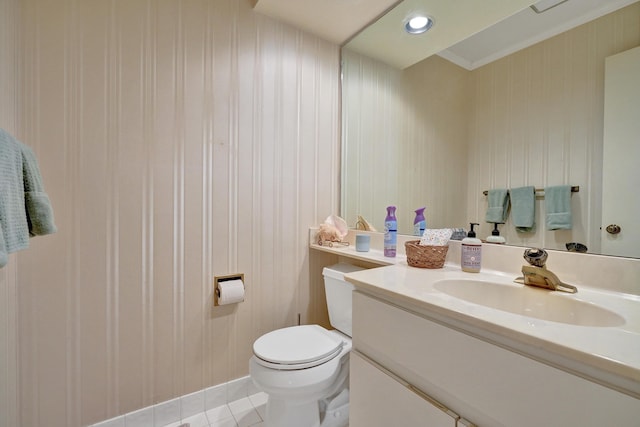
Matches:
[[486, 223, 506, 244], [413, 207, 426, 237], [461, 223, 482, 273]]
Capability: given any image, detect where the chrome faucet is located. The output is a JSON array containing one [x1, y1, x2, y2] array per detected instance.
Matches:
[[514, 248, 577, 293]]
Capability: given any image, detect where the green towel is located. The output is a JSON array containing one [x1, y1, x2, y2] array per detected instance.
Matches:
[[545, 185, 572, 230], [0, 128, 57, 268], [511, 186, 535, 233], [485, 188, 509, 223], [21, 144, 58, 236], [0, 229, 7, 268]]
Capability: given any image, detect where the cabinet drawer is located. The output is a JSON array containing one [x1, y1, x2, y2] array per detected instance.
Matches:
[[350, 351, 457, 427]]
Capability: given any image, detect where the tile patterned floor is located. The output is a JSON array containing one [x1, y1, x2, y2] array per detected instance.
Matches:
[[164, 392, 267, 427]]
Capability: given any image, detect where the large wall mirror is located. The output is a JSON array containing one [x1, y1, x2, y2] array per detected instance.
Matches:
[[341, 0, 640, 258]]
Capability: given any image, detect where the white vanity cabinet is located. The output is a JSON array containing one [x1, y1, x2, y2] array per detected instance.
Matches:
[[350, 290, 640, 427]]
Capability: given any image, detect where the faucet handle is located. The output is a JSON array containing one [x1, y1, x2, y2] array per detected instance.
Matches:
[[516, 248, 578, 293], [523, 248, 548, 267]]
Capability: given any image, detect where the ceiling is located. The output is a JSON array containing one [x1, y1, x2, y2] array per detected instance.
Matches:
[[440, 0, 640, 70], [253, 0, 639, 70], [252, 0, 400, 45], [343, 0, 532, 69]]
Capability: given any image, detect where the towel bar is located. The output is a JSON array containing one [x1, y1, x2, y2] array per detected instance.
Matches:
[[482, 186, 579, 196]]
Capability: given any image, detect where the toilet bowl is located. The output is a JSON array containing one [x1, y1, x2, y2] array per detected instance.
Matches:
[[250, 326, 352, 427], [249, 263, 364, 427]]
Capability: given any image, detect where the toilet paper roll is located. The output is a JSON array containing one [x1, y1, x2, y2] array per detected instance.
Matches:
[[217, 279, 245, 305]]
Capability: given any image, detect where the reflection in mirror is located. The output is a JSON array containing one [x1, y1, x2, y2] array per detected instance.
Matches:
[[602, 46, 640, 258], [341, 50, 469, 235], [341, 1, 640, 258]]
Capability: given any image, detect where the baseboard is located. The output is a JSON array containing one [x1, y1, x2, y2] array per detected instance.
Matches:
[[90, 375, 256, 427]]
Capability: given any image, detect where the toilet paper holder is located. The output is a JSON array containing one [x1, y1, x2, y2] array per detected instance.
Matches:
[[214, 273, 245, 306]]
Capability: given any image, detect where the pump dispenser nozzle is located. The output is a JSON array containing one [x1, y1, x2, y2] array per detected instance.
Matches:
[[467, 222, 479, 238], [486, 223, 506, 244]]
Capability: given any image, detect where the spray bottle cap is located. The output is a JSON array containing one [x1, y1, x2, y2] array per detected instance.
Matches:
[[386, 206, 397, 221], [468, 223, 479, 238], [414, 207, 426, 222]]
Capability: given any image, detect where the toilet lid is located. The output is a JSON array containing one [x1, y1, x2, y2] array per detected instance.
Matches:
[[253, 325, 344, 368]]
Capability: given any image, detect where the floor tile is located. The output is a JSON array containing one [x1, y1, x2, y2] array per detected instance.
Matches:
[[247, 393, 267, 420], [94, 380, 271, 427], [233, 409, 262, 427], [228, 396, 262, 427], [247, 393, 267, 407], [205, 405, 233, 423], [228, 397, 254, 415], [209, 416, 238, 427], [181, 412, 211, 427]]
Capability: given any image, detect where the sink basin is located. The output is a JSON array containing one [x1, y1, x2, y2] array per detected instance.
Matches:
[[433, 279, 626, 327]]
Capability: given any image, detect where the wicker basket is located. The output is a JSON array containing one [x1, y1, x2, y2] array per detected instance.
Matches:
[[405, 240, 448, 269]]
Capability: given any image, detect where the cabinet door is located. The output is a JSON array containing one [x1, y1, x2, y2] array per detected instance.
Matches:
[[350, 351, 457, 427]]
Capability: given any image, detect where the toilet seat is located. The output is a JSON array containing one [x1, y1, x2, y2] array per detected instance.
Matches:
[[253, 325, 345, 370]]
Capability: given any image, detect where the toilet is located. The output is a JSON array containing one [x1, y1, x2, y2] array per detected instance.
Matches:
[[249, 263, 364, 427]]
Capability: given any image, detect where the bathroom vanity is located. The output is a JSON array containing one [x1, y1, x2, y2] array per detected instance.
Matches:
[[348, 272, 639, 426], [309, 229, 640, 426]]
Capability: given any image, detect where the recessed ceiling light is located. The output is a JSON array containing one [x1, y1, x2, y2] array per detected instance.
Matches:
[[404, 15, 433, 35]]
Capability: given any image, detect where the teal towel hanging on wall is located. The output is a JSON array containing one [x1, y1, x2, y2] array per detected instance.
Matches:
[[511, 186, 535, 233], [545, 185, 572, 230]]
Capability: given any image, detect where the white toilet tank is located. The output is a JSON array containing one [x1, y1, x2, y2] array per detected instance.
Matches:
[[323, 263, 365, 337]]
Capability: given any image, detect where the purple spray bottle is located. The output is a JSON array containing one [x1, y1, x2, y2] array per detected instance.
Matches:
[[413, 207, 426, 237], [384, 206, 397, 257]]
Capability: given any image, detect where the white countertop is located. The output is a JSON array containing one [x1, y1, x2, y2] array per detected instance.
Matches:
[[309, 226, 640, 396], [343, 264, 640, 399], [309, 242, 401, 266]]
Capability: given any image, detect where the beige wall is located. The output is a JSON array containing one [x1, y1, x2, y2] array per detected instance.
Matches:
[[2, 0, 340, 425], [0, 0, 19, 426]]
